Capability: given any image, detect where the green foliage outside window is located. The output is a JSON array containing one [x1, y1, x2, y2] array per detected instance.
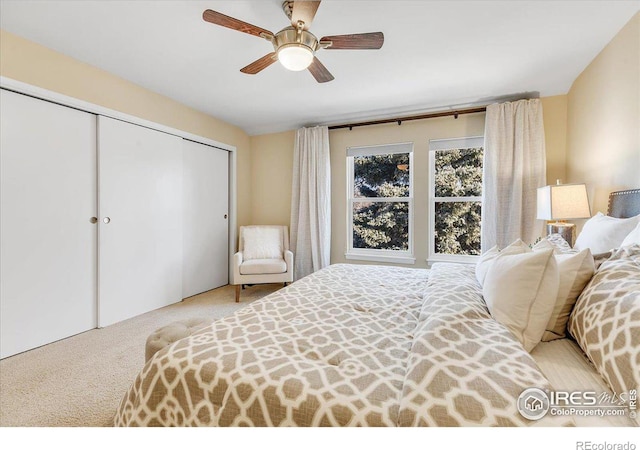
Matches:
[[434, 201, 482, 255], [350, 147, 483, 255], [433, 147, 483, 256], [352, 153, 410, 250]]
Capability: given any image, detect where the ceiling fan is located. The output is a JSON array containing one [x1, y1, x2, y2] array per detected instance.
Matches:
[[202, 1, 384, 83]]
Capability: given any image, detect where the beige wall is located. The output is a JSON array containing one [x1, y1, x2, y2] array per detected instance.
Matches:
[[249, 131, 295, 225], [566, 12, 640, 215], [541, 95, 568, 185], [0, 29, 253, 228]]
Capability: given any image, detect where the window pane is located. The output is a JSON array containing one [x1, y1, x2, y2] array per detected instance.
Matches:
[[434, 147, 483, 197], [434, 201, 481, 255], [353, 201, 409, 250], [354, 153, 410, 198]]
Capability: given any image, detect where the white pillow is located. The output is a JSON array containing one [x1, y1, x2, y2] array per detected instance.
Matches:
[[475, 239, 530, 286], [483, 249, 559, 352], [540, 249, 595, 341], [242, 227, 283, 260], [574, 212, 640, 254], [621, 222, 640, 247]]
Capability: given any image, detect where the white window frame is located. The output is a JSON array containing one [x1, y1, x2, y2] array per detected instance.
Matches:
[[346, 142, 415, 264], [428, 136, 484, 265]]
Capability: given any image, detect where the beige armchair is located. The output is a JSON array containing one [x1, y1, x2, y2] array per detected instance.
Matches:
[[232, 225, 294, 302]]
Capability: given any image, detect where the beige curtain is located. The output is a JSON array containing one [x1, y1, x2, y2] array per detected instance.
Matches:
[[482, 99, 546, 251], [290, 126, 331, 280]]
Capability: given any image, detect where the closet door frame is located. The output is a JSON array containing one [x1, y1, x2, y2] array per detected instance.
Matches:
[[0, 77, 238, 296]]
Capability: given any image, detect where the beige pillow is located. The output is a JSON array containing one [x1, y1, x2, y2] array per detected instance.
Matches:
[[540, 249, 595, 341], [483, 249, 559, 352], [475, 239, 530, 286]]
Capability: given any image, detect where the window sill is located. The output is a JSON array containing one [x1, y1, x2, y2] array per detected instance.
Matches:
[[346, 252, 416, 265]]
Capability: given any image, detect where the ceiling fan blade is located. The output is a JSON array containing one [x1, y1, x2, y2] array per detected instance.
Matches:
[[320, 32, 384, 50], [291, 1, 321, 30], [240, 52, 278, 75], [308, 57, 334, 83], [202, 9, 274, 39]]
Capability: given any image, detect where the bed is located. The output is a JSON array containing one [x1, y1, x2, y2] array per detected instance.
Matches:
[[114, 189, 640, 427]]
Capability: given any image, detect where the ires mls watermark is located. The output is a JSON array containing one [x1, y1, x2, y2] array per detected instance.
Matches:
[[517, 387, 637, 420]]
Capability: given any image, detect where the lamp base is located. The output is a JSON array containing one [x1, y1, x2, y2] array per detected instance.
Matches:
[[546, 222, 576, 247]]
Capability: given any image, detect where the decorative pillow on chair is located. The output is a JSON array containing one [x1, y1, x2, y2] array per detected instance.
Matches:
[[483, 248, 559, 352], [568, 244, 640, 423], [574, 212, 640, 254], [242, 227, 283, 260]]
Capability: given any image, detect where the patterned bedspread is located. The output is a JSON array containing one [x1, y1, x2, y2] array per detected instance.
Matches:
[[114, 263, 572, 426]]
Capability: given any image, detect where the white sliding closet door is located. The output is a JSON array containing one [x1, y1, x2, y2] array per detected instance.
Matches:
[[1, 90, 97, 358], [98, 117, 182, 327], [182, 140, 229, 298]]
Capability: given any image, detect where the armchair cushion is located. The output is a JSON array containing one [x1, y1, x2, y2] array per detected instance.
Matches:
[[243, 227, 283, 260], [239, 258, 287, 275]]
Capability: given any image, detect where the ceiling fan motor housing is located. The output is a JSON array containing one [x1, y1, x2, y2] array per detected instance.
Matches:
[[273, 27, 319, 53]]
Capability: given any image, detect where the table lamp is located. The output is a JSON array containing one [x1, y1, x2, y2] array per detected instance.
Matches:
[[537, 181, 591, 247]]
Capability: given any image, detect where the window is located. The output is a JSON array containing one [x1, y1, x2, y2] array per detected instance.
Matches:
[[428, 137, 484, 263], [346, 142, 414, 264]]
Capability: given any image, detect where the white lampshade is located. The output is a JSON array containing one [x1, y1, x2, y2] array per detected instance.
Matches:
[[277, 44, 313, 71], [537, 183, 591, 220]]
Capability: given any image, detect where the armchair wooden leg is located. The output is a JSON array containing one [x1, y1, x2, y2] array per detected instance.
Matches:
[[235, 285, 240, 303]]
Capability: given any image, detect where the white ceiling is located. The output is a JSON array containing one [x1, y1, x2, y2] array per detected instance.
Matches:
[[1, 1, 638, 135]]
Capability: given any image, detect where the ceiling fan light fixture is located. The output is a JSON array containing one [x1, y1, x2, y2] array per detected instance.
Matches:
[[202, 3, 384, 82], [277, 44, 314, 71]]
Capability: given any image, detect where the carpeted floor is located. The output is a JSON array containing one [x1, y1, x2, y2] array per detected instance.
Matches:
[[0, 283, 281, 427]]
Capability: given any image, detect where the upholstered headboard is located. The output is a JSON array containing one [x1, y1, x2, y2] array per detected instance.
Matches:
[[607, 189, 640, 218]]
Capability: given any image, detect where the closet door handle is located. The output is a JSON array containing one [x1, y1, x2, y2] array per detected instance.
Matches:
[[224, 214, 228, 219], [90, 217, 98, 224], [103, 217, 111, 224]]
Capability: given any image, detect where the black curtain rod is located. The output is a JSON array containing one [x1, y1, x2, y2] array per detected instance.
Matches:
[[328, 106, 487, 131]]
